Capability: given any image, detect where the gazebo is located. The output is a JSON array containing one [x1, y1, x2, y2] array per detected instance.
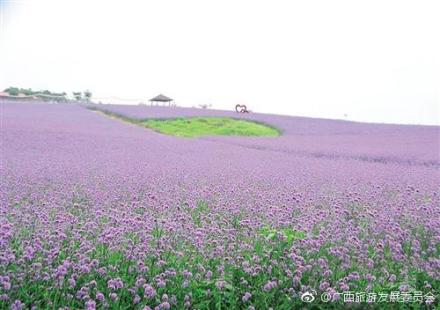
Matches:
[[149, 94, 173, 107]]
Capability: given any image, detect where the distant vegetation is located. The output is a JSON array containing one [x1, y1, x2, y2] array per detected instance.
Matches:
[[4, 87, 67, 98], [73, 90, 93, 102], [3, 87, 92, 102], [198, 103, 212, 109]]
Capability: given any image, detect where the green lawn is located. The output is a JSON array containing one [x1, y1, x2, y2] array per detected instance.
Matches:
[[141, 117, 280, 138]]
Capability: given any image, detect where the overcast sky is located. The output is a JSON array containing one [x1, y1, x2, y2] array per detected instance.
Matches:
[[1, 0, 439, 125]]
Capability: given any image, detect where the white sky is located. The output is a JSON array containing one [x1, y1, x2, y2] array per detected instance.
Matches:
[[1, 0, 439, 125]]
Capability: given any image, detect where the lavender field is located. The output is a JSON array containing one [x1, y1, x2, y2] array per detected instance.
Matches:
[[1, 101, 439, 309]]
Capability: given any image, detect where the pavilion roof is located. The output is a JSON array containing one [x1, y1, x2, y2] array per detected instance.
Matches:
[[149, 94, 173, 102]]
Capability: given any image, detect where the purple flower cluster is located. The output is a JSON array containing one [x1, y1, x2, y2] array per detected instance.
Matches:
[[1, 101, 439, 308]]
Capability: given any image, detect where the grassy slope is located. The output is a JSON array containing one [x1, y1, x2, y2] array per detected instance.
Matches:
[[142, 117, 280, 138], [88, 107, 281, 138]]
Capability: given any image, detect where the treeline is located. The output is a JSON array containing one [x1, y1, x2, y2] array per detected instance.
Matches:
[[4, 87, 67, 97], [3, 87, 92, 102], [72, 90, 92, 101]]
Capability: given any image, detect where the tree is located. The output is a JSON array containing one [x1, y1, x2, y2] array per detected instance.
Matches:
[[73, 92, 82, 101], [83, 90, 92, 102], [22, 88, 34, 96], [5, 87, 19, 96], [199, 103, 212, 109]]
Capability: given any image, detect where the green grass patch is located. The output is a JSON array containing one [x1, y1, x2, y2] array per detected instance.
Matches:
[[87, 107, 281, 138], [141, 117, 280, 138]]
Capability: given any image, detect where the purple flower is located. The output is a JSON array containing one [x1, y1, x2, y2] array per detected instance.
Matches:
[[133, 295, 141, 304], [242, 292, 252, 302], [144, 284, 156, 299], [157, 279, 166, 288], [96, 292, 105, 302], [68, 278, 76, 289], [365, 274, 376, 282], [399, 284, 409, 292], [262, 281, 277, 292], [159, 302, 170, 310], [11, 300, 25, 310], [215, 280, 228, 290], [319, 281, 329, 291], [205, 271, 213, 279], [2, 281, 11, 291], [85, 299, 96, 310]]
